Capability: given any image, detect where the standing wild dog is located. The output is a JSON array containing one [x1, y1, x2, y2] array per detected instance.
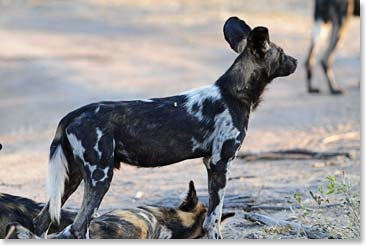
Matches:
[[33, 16, 297, 239], [305, 0, 360, 94], [4, 181, 234, 239]]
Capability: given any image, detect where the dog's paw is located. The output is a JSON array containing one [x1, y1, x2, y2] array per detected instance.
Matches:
[[330, 88, 344, 95], [308, 87, 320, 94], [55, 225, 78, 239]]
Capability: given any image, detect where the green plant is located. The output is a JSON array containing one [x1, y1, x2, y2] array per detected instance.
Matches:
[[293, 174, 360, 239]]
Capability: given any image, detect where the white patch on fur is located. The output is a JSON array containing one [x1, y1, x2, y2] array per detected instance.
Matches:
[[112, 139, 115, 157], [92, 208, 100, 218], [182, 85, 222, 121], [191, 137, 201, 152], [60, 225, 73, 238], [67, 132, 97, 187], [138, 210, 157, 229], [312, 20, 322, 43], [97, 166, 110, 183], [86, 227, 90, 239], [158, 226, 173, 239], [67, 132, 86, 161], [87, 163, 97, 174], [47, 145, 69, 223], [191, 109, 240, 164], [94, 128, 103, 159], [312, 20, 329, 52], [95, 106, 100, 113]]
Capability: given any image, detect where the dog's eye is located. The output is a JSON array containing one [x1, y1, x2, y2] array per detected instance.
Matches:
[[278, 54, 283, 64]]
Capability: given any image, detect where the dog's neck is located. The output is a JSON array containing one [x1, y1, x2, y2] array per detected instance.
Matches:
[[215, 54, 269, 112]]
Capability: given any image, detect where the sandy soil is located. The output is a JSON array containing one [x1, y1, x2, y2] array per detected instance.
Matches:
[[0, 0, 360, 239]]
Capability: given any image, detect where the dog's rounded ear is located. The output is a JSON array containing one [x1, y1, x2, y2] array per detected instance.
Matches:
[[247, 26, 270, 56], [179, 180, 198, 212], [223, 16, 252, 53]]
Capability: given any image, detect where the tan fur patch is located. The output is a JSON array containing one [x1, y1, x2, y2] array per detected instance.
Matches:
[[110, 210, 149, 239], [177, 202, 206, 228]]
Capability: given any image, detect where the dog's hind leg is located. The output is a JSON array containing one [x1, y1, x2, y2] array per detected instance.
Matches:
[[33, 153, 83, 237], [320, 10, 351, 95], [305, 19, 326, 94], [58, 172, 112, 239], [54, 128, 115, 239]]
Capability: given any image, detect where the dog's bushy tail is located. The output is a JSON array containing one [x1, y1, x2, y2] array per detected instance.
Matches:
[[47, 125, 69, 224]]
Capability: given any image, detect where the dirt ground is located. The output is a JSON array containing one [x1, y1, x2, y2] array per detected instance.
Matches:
[[0, 0, 360, 239]]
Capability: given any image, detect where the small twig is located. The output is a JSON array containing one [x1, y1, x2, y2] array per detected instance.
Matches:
[[236, 148, 351, 161], [243, 212, 330, 239], [229, 175, 256, 181]]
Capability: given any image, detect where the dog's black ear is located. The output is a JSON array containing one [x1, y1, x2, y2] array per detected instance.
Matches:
[[223, 16, 251, 53], [179, 180, 198, 212], [220, 212, 235, 223], [247, 26, 270, 56]]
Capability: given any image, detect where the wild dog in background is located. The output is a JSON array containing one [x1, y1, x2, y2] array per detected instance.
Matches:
[[4, 181, 234, 239], [305, 0, 360, 94], [33, 16, 297, 239]]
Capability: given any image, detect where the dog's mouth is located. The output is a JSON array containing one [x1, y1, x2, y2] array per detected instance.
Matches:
[[290, 57, 298, 73], [283, 56, 297, 76]]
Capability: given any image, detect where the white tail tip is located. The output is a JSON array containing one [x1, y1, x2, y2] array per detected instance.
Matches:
[[47, 145, 69, 223]]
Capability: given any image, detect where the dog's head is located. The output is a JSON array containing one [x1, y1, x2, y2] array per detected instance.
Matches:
[[223, 16, 297, 81], [157, 180, 234, 239]]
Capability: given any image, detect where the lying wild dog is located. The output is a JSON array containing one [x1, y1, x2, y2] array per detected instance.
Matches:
[[33, 16, 297, 239], [0, 193, 75, 239], [305, 0, 360, 94], [5, 181, 234, 239]]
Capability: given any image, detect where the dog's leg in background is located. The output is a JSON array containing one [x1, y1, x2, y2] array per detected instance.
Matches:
[[320, 15, 350, 95], [203, 158, 232, 239], [305, 19, 326, 93]]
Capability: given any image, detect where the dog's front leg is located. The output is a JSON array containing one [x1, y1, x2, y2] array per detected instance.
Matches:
[[203, 158, 231, 239]]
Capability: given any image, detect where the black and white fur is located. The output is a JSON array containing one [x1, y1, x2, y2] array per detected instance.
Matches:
[[305, 0, 360, 94], [33, 16, 297, 239]]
